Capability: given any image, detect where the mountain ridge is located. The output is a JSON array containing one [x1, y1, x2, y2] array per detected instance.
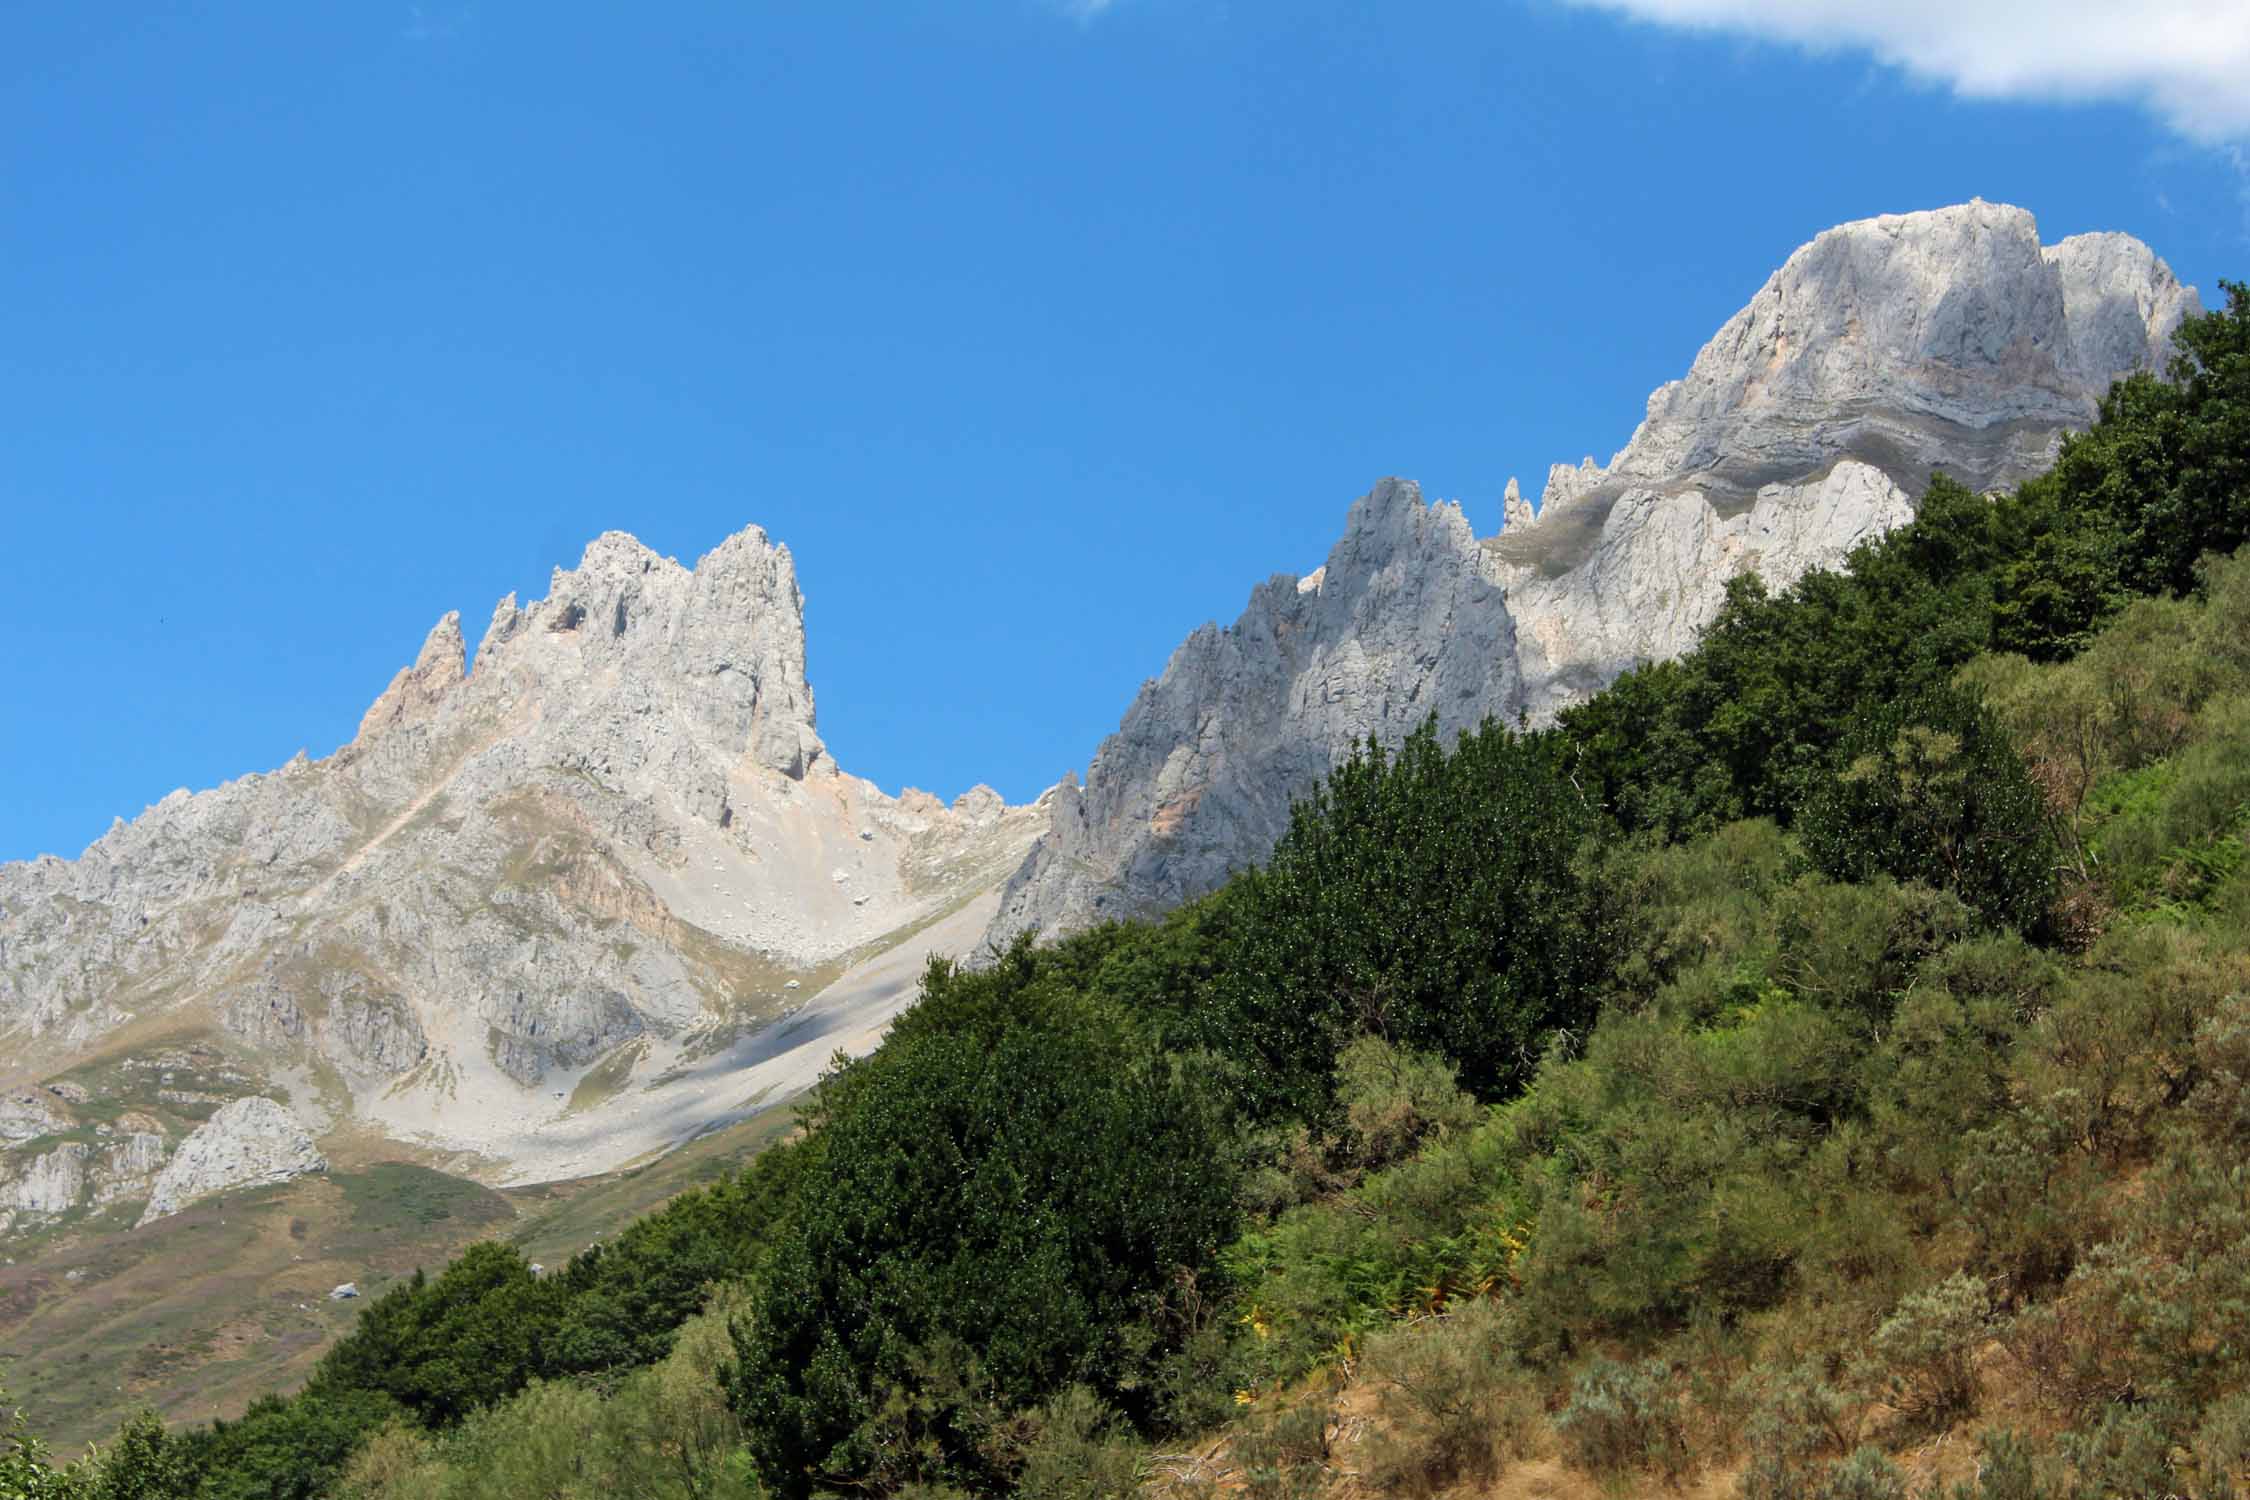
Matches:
[[983, 201, 2200, 947], [0, 526, 1047, 1213], [0, 199, 2199, 1239]]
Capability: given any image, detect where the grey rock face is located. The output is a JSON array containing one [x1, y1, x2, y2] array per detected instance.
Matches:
[[991, 484, 1522, 936], [1, 526, 1047, 1187], [1497, 459, 1919, 716], [0, 1089, 70, 1146], [4, 1144, 90, 1218], [136, 1097, 324, 1227], [1540, 201, 2195, 509], [990, 202, 2197, 944], [0, 1125, 165, 1235]]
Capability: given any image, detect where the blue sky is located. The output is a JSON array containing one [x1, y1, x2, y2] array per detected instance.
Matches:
[[3, 1, 2245, 863]]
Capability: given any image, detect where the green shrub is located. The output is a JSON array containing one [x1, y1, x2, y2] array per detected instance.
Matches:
[[1738, 1361, 1857, 1500], [59, 1409, 194, 1500], [1861, 1272, 1991, 1426], [1798, 687, 2058, 934], [1554, 1357, 1692, 1484], [178, 1388, 403, 1500], [2055, 281, 2250, 596], [726, 963, 1237, 1499], [1355, 1300, 1535, 1497], [1230, 1397, 1331, 1500], [1863, 976, 2022, 1204], [2017, 923, 2244, 1162], [2059, 1403, 2187, 1500], [1194, 719, 1616, 1119], [1944, 1430, 2063, 1500], [1773, 875, 1978, 1031], [1815, 1447, 1911, 1500], [2193, 1393, 2250, 1500], [0, 1381, 71, 1500], [2000, 1294, 2137, 1422], [1331, 1036, 1482, 1175], [1015, 1387, 1144, 1500], [331, 1421, 441, 1500]]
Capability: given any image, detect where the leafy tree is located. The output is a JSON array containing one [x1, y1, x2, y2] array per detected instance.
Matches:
[[726, 965, 1236, 1498], [308, 1243, 555, 1427], [1194, 718, 1614, 1120], [1797, 687, 2058, 933], [67, 1411, 191, 1500], [2052, 281, 2250, 596], [1559, 475, 2013, 839], [174, 1390, 401, 1500], [2, 1380, 72, 1500], [544, 1134, 810, 1375]]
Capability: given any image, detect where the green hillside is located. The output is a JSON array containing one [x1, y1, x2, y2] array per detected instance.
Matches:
[[7, 282, 2249, 1500]]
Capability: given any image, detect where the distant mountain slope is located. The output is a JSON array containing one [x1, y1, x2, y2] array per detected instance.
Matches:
[[987, 201, 2198, 944], [0, 528, 1046, 1228]]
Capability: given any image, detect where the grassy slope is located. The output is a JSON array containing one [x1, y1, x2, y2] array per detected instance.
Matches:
[[0, 1104, 794, 1453]]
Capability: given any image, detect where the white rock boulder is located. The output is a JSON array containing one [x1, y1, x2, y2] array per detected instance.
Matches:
[[136, 1098, 325, 1227]]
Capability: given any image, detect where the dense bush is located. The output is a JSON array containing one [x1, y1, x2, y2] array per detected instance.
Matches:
[[1192, 719, 1616, 1121], [1797, 686, 2058, 932], [2048, 280, 2250, 597], [3, 1383, 71, 1500], [1553, 1358, 1691, 1483], [334, 1285, 760, 1500], [723, 959, 1237, 1498], [1860, 1272, 1992, 1425], [1355, 1300, 1537, 1496]]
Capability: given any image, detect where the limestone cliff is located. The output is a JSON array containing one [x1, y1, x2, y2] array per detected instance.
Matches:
[[0, 528, 1046, 1199], [988, 202, 2198, 944]]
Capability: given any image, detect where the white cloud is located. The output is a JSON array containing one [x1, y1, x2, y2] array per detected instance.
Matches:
[[1566, 0, 2250, 142]]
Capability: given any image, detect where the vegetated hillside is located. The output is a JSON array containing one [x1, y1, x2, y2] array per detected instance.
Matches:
[[7, 282, 2248, 1500], [0, 1102, 799, 1457]]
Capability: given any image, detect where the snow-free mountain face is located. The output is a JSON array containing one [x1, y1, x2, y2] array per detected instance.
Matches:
[[0, 200, 2200, 1236], [986, 202, 2199, 946], [0, 527, 1047, 1228]]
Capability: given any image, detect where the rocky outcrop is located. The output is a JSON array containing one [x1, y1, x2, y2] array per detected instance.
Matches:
[[997, 484, 1523, 934], [136, 1098, 324, 1227], [990, 202, 2197, 944], [1496, 459, 1919, 713], [0, 1127, 168, 1234], [1, 527, 1048, 1188], [0, 1088, 71, 1145], [4, 1144, 91, 1219]]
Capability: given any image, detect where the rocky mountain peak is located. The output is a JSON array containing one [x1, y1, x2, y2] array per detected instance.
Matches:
[[1533, 201, 2197, 520], [441, 524, 824, 782], [989, 202, 2199, 948], [357, 610, 466, 741], [2, 520, 1047, 1192]]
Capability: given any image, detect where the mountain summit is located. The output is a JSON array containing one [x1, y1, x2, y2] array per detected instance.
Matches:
[[985, 202, 2198, 945], [0, 528, 1044, 1202]]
